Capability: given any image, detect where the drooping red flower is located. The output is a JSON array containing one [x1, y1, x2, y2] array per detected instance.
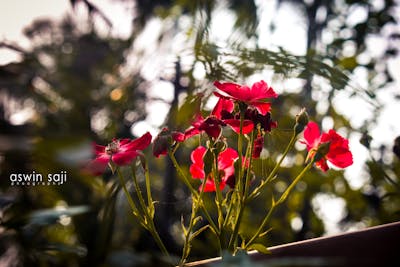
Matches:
[[152, 128, 185, 158], [211, 97, 254, 134], [184, 114, 226, 139], [189, 146, 238, 192], [87, 132, 152, 175], [252, 134, 264, 158], [245, 108, 277, 132], [302, 121, 353, 171], [214, 80, 278, 115]]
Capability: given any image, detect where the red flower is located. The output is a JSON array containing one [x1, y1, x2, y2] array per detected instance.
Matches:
[[214, 80, 278, 115], [211, 97, 254, 134], [245, 108, 277, 132], [252, 134, 264, 158], [87, 132, 152, 175], [184, 115, 226, 139], [302, 121, 353, 171], [189, 146, 238, 192], [211, 97, 234, 119]]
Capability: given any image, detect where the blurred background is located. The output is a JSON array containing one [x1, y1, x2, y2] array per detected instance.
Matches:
[[1, 0, 400, 266]]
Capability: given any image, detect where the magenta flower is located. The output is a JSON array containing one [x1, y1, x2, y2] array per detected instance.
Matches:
[[189, 146, 238, 192], [184, 114, 226, 139], [302, 121, 353, 171], [211, 97, 254, 134], [214, 80, 278, 115], [87, 132, 152, 175]]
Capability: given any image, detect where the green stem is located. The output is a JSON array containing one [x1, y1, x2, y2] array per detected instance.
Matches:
[[213, 150, 225, 229], [245, 161, 313, 249], [179, 200, 197, 266], [237, 109, 245, 195], [116, 168, 142, 219], [179, 172, 208, 266], [168, 151, 219, 234], [130, 165, 148, 215], [228, 131, 255, 251], [143, 161, 154, 209], [129, 166, 170, 258], [117, 170, 168, 255], [248, 131, 297, 201]]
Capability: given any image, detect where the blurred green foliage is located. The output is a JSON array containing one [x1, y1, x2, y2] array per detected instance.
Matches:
[[1, 0, 399, 266]]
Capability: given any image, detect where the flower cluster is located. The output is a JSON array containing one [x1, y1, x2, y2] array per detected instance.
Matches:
[[86, 79, 353, 265]]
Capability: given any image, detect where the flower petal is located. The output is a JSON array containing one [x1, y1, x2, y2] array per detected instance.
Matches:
[[213, 81, 242, 100], [201, 178, 226, 192], [315, 158, 329, 172], [303, 121, 321, 150], [184, 127, 201, 140], [327, 149, 353, 168], [212, 97, 234, 119], [322, 129, 353, 168], [218, 148, 238, 170], [85, 159, 108, 176], [94, 144, 107, 157], [190, 146, 207, 165], [250, 80, 278, 100], [251, 102, 272, 116], [224, 119, 254, 134], [112, 151, 139, 166], [123, 132, 152, 152], [190, 164, 205, 179], [172, 131, 185, 142]]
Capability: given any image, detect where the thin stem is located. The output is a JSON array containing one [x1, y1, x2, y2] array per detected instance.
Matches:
[[228, 131, 255, 251], [179, 172, 209, 266], [245, 161, 313, 249], [130, 165, 148, 215], [129, 166, 170, 258], [248, 131, 297, 201], [237, 109, 245, 195], [179, 200, 197, 266], [143, 160, 154, 208], [213, 150, 225, 230], [116, 168, 141, 219], [168, 151, 219, 234]]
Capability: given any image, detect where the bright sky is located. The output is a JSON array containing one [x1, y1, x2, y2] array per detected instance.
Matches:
[[1, 0, 400, 234]]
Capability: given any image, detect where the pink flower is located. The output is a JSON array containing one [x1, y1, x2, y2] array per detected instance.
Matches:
[[214, 80, 278, 115], [189, 146, 238, 192], [87, 132, 152, 175], [302, 122, 353, 171]]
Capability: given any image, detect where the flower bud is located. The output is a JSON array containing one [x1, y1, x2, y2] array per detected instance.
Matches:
[[152, 128, 172, 158], [294, 108, 309, 134]]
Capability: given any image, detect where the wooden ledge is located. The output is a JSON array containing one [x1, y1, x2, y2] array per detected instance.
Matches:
[[186, 221, 400, 267]]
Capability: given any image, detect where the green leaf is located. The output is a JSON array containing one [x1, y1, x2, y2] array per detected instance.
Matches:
[[181, 216, 188, 236], [259, 227, 273, 237], [247, 243, 271, 254], [190, 225, 209, 240]]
